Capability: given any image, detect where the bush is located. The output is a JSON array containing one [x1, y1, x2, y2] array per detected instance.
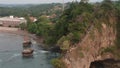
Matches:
[[57, 36, 70, 52], [51, 58, 66, 68], [71, 32, 81, 43], [61, 40, 70, 51]]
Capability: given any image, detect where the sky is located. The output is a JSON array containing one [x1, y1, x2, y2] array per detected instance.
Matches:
[[0, 0, 103, 4]]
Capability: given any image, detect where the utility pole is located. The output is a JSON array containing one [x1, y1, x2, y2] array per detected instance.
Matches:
[[62, 0, 65, 11]]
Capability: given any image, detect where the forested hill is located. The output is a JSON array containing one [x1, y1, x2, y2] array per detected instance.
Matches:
[[0, 3, 63, 17], [46, 0, 120, 49]]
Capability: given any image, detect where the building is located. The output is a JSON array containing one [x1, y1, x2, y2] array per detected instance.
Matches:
[[29, 16, 37, 22], [0, 16, 27, 27]]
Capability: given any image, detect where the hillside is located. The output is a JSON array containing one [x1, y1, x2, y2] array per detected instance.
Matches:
[[49, 0, 120, 68], [0, 3, 63, 17]]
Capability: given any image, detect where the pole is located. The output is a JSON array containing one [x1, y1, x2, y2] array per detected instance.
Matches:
[[62, 0, 65, 11]]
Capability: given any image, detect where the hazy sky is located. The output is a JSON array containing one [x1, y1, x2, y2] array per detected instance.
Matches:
[[0, 0, 103, 4]]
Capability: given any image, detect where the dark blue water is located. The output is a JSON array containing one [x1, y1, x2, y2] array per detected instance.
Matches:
[[0, 33, 53, 68]]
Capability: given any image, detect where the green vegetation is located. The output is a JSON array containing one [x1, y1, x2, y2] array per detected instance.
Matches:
[[115, 0, 120, 48], [45, 2, 94, 48], [99, 0, 120, 58], [57, 36, 70, 52], [22, 0, 120, 53], [51, 58, 66, 68], [17, 0, 120, 55], [16, 0, 120, 67], [0, 3, 62, 17], [44, 0, 119, 52], [1, 1, 119, 53], [26, 16, 53, 39], [0, 0, 120, 68]]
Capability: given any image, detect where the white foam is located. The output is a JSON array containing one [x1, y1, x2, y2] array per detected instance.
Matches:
[[33, 52, 37, 54], [32, 41, 37, 44], [13, 54, 21, 57], [38, 50, 49, 53], [7, 53, 21, 61], [33, 50, 49, 54]]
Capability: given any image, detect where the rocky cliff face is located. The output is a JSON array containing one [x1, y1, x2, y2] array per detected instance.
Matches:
[[62, 22, 117, 68]]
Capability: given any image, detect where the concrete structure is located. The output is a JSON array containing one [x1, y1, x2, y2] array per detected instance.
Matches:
[[0, 16, 27, 27]]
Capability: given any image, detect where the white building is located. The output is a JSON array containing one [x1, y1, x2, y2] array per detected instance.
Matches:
[[0, 16, 27, 27]]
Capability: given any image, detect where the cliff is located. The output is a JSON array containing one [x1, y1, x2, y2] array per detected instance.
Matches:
[[63, 22, 117, 68], [48, 1, 120, 68]]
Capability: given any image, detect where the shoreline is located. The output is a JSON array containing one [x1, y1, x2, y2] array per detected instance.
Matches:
[[0, 27, 46, 49]]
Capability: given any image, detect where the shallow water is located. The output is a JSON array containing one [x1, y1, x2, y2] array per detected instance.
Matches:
[[0, 33, 53, 68]]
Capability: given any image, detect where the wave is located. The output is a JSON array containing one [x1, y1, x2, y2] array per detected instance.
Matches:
[[33, 50, 49, 55], [12, 53, 21, 57], [6, 53, 21, 61], [38, 50, 49, 53], [0, 53, 21, 63]]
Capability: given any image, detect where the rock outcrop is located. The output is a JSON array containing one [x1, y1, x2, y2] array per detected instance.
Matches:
[[63, 23, 117, 68]]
